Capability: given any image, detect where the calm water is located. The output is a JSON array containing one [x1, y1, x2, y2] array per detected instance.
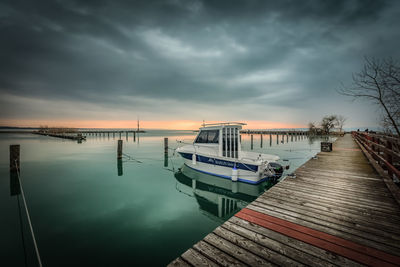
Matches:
[[0, 130, 334, 266]]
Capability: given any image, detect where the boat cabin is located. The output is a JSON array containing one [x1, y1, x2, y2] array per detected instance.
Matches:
[[194, 122, 246, 159]]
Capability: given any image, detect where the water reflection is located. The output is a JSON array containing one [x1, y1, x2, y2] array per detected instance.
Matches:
[[117, 159, 123, 176], [174, 165, 276, 222]]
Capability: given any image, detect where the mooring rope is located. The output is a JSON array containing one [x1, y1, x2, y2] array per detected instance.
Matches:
[[15, 160, 43, 267]]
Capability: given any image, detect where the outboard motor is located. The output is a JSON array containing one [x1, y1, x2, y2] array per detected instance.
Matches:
[[267, 162, 284, 182]]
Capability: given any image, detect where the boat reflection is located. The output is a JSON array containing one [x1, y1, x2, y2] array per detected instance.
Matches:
[[174, 164, 276, 222]]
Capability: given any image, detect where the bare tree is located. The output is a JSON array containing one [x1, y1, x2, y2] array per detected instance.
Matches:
[[339, 57, 400, 135], [336, 115, 347, 133], [308, 122, 317, 135], [321, 115, 338, 134]]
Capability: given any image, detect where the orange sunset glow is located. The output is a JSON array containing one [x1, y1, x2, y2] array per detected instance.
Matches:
[[0, 119, 305, 130]]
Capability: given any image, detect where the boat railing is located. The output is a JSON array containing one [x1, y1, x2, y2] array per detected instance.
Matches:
[[202, 122, 247, 127]]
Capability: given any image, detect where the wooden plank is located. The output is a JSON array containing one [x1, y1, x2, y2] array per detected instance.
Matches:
[[213, 226, 304, 266], [181, 248, 219, 267], [236, 208, 400, 266], [204, 232, 275, 266], [193, 241, 244, 267], [229, 216, 362, 267], [284, 177, 392, 197], [277, 182, 399, 209], [253, 197, 400, 241], [265, 189, 400, 224], [246, 204, 400, 255], [222, 221, 336, 267], [167, 257, 191, 267], [268, 186, 400, 215], [261, 192, 400, 233]]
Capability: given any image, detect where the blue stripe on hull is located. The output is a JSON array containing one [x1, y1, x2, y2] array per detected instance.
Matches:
[[183, 163, 270, 184], [179, 152, 258, 172]]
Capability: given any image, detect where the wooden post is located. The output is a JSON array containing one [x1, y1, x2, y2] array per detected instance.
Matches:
[[164, 137, 168, 154], [10, 145, 21, 196], [276, 134, 279, 144], [126, 132, 128, 140], [108, 132, 109, 138], [260, 134, 263, 148], [269, 133, 272, 146], [117, 140, 123, 159], [134, 132, 136, 142], [286, 133, 289, 143], [113, 132, 115, 138], [119, 132, 122, 139], [10, 145, 20, 172], [251, 135, 253, 150], [386, 140, 393, 177]]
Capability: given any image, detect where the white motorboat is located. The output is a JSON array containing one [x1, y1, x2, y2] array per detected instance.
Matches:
[[176, 122, 284, 184]]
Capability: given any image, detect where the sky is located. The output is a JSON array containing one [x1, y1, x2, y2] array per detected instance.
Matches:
[[1, 0, 400, 130]]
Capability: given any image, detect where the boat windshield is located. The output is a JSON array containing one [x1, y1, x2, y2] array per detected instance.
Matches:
[[195, 130, 219, 144]]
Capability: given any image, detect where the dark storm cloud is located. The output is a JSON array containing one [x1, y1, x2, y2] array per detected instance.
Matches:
[[1, 0, 399, 123]]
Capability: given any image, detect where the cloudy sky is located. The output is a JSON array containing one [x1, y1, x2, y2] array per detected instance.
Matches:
[[1, 0, 399, 129]]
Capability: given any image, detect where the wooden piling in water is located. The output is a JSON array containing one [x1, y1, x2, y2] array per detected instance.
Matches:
[[164, 137, 168, 154], [251, 135, 253, 150], [270, 133, 272, 146], [260, 134, 263, 148], [10, 145, 20, 172], [9, 145, 21, 196], [134, 132, 136, 142], [276, 134, 279, 144], [117, 140, 123, 159]]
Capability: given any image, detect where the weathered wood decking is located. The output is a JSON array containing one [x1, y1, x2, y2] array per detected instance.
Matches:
[[169, 134, 400, 266]]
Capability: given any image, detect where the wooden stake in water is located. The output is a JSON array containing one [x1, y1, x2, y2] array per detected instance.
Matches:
[[251, 135, 253, 150], [117, 140, 123, 159], [10, 144, 20, 172], [164, 137, 168, 154], [260, 134, 263, 148], [10, 145, 21, 196]]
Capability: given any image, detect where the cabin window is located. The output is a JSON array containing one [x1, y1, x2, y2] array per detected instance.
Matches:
[[195, 130, 219, 144]]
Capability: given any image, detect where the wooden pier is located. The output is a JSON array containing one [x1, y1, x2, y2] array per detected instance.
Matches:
[[34, 132, 86, 141], [169, 134, 400, 266]]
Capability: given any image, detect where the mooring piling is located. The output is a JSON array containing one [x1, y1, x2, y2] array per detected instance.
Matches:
[[276, 134, 279, 144], [117, 140, 123, 159], [250, 135, 253, 150], [260, 134, 263, 148], [164, 137, 168, 155], [10, 144, 20, 172], [10, 145, 20, 196]]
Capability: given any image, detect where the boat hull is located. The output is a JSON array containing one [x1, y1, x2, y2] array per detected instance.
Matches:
[[179, 152, 271, 184]]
